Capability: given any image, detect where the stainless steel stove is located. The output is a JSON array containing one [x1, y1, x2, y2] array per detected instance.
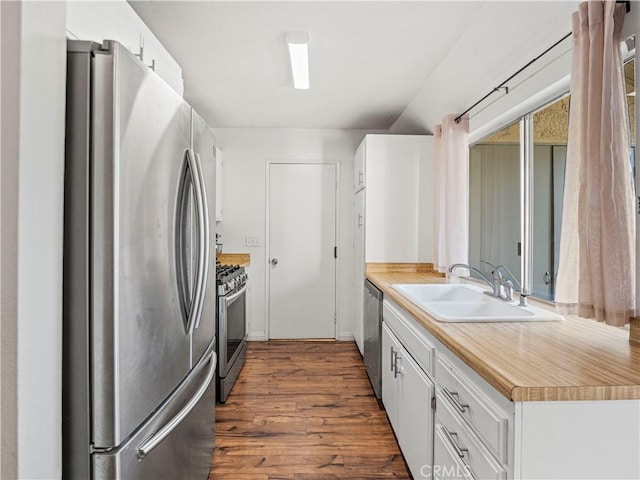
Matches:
[[216, 263, 248, 403]]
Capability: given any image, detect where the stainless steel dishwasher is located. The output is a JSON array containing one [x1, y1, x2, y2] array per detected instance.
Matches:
[[363, 279, 383, 399]]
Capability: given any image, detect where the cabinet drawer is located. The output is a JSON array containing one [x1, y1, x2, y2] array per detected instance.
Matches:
[[436, 391, 506, 480], [383, 302, 435, 377], [433, 424, 474, 480], [436, 356, 508, 462]]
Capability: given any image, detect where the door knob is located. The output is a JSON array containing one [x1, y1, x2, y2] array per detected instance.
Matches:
[[271, 258, 279, 266]]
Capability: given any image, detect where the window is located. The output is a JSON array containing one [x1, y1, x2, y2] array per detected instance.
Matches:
[[469, 122, 521, 284], [469, 55, 635, 303], [531, 95, 569, 301]]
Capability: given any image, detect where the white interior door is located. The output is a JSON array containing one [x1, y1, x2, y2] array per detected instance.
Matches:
[[268, 163, 337, 339]]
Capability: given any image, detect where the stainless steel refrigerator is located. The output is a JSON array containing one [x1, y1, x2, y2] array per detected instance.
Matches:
[[63, 40, 217, 480]]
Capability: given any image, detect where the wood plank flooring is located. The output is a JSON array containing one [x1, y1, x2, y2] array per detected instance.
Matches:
[[210, 341, 411, 479]]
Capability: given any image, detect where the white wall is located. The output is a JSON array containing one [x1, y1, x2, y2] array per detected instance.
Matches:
[[391, 2, 579, 137], [417, 137, 434, 263], [66, 0, 184, 96], [1, 2, 67, 479], [469, 3, 639, 144], [213, 128, 369, 341]]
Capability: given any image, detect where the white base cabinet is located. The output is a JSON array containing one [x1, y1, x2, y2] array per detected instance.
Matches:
[[382, 323, 434, 479], [398, 341, 435, 480], [382, 323, 401, 430], [381, 296, 640, 480]]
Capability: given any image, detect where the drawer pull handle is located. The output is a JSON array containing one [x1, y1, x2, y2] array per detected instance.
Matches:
[[443, 387, 469, 414], [441, 425, 468, 459], [441, 426, 479, 480], [390, 347, 396, 372], [394, 354, 403, 378]]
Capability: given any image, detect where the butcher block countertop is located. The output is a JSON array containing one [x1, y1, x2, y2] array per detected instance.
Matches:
[[366, 268, 640, 402], [217, 253, 250, 267]]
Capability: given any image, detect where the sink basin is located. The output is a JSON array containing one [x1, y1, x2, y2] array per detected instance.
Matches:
[[392, 283, 563, 323]]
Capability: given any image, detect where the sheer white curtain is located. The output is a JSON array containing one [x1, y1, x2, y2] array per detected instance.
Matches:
[[433, 114, 470, 273], [556, 0, 635, 326]]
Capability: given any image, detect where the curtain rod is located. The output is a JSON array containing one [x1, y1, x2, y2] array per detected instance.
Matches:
[[453, 0, 630, 124]]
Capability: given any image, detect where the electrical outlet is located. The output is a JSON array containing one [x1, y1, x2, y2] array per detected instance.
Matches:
[[245, 236, 261, 247]]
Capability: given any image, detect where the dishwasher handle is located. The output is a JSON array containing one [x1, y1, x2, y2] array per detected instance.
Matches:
[[364, 279, 383, 301]]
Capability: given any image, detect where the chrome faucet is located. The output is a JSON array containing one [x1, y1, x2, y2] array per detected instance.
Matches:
[[485, 262, 521, 291], [494, 264, 522, 302], [481, 261, 521, 302], [448, 263, 516, 302], [447, 263, 501, 297]]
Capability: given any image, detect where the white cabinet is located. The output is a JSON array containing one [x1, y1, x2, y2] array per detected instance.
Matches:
[[215, 148, 223, 222], [435, 388, 507, 480], [398, 344, 435, 480], [352, 134, 432, 351], [354, 140, 365, 192], [382, 322, 401, 431], [383, 298, 510, 480], [382, 322, 434, 480], [353, 190, 365, 352], [360, 134, 432, 263], [382, 294, 640, 480], [436, 355, 509, 463], [433, 423, 474, 480]]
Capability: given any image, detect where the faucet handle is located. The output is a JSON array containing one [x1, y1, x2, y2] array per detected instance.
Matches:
[[491, 268, 503, 281], [503, 279, 514, 301]]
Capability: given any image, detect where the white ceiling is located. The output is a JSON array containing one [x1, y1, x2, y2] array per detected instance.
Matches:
[[129, 1, 579, 132]]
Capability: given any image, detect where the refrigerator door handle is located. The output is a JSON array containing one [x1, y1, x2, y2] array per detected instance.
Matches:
[[192, 152, 210, 330], [185, 149, 207, 335], [136, 350, 217, 460], [175, 149, 202, 333]]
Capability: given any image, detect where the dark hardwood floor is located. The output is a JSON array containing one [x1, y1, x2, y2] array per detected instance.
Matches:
[[210, 340, 411, 479]]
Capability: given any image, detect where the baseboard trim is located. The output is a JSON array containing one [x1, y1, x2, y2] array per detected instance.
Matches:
[[248, 333, 355, 342]]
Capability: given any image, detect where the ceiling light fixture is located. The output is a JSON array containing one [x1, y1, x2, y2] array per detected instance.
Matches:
[[287, 32, 310, 90]]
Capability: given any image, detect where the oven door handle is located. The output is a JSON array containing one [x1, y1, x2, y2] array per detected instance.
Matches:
[[224, 284, 248, 306]]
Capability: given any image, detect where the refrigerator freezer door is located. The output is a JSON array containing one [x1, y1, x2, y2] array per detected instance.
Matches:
[[190, 110, 217, 366], [94, 347, 216, 480], [91, 42, 193, 447]]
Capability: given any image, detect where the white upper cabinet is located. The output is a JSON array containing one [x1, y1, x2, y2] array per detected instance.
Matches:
[[216, 148, 223, 222], [354, 140, 366, 192], [352, 134, 432, 353], [355, 134, 433, 264]]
